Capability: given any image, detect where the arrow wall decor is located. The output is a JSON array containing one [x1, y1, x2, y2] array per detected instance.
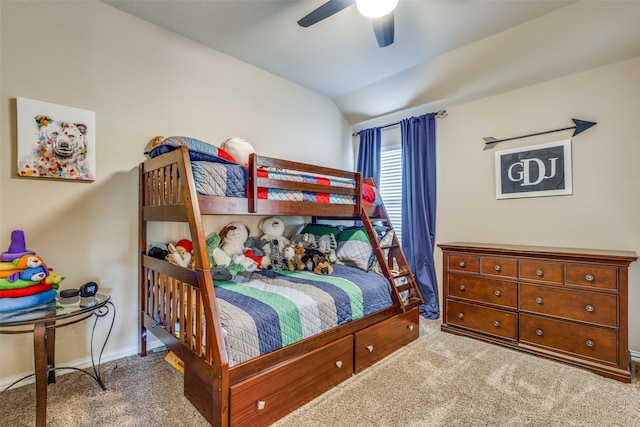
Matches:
[[483, 118, 597, 150]]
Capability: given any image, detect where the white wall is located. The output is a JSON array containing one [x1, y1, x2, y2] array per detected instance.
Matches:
[[435, 57, 640, 351], [0, 1, 352, 383]]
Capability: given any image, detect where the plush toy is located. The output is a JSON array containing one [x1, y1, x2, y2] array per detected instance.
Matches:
[[265, 239, 286, 270], [220, 137, 255, 166], [317, 234, 338, 263], [206, 226, 255, 280], [8, 265, 49, 283], [166, 243, 193, 269], [259, 217, 290, 255], [290, 233, 317, 250], [311, 254, 333, 275], [220, 222, 251, 259], [42, 269, 64, 286], [148, 243, 169, 260], [244, 236, 269, 257], [284, 245, 305, 271], [301, 248, 325, 271], [13, 254, 45, 270]]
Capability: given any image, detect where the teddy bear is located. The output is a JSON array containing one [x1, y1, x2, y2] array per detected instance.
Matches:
[[207, 222, 259, 279], [258, 217, 290, 257]]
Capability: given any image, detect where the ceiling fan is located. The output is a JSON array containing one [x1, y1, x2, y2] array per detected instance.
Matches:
[[298, 0, 398, 48]]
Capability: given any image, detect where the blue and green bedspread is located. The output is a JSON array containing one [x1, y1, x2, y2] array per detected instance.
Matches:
[[214, 264, 393, 366]]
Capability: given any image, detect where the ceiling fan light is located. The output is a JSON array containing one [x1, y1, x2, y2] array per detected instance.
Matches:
[[355, 0, 398, 19]]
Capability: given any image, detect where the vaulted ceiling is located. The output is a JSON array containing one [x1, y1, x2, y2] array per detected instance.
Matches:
[[102, 1, 640, 126]]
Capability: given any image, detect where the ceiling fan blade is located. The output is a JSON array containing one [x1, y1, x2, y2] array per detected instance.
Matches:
[[298, 0, 355, 27], [372, 12, 394, 47]]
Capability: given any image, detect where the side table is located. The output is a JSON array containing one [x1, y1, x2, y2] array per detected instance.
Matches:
[[0, 293, 115, 427]]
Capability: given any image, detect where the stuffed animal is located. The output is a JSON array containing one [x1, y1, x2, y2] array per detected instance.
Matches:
[[244, 236, 269, 257], [311, 254, 333, 275], [259, 217, 290, 256], [42, 269, 64, 286], [265, 239, 286, 270], [220, 137, 255, 166], [284, 245, 305, 271], [220, 222, 251, 259], [166, 243, 193, 269], [290, 233, 317, 250], [317, 234, 338, 263], [148, 243, 169, 260], [301, 248, 325, 271], [8, 265, 49, 283]]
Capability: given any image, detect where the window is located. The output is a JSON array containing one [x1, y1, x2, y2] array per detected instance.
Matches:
[[379, 145, 402, 243]]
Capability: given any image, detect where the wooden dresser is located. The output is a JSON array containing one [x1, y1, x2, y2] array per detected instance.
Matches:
[[438, 242, 637, 382]]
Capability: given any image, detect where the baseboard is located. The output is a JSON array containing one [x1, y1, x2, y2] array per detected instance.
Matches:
[[630, 349, 640, 363], [0, 337, 165, 390]]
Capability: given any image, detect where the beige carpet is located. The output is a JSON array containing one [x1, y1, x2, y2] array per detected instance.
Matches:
[[2, 319, 639, 426]]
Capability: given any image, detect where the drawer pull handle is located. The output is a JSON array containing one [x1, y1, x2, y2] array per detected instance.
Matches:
[[458, 312, 464, 319], [459, 285, 466, 291], [586, 339, 595, 347], [585, 304, 595, 312], [367, 345, 374, 353], [408, 325, 414, 331], [494, 290, 502, 297], [536, 269, 544, 277], [585, 274, 594, 282], [536, 329, 544, 336], [459, 261, 466, 268], [336, 360, 343, 368], [535, 297, 544, 304], [493, 320, 500, 328], [494, 265, 502, 272], [257, 401, 266, 410]]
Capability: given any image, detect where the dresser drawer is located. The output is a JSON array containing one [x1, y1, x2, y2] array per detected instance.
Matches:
[[230, 335, 353, 427], [449, 274, 517, 308], [519, 284, 618, 328], [448, 254, 480, 273], [446, 300, 517, 340], [354, 309, 419, 373], [566, 264, 618, 290], [481, 257, 518, 278], [519, 260, 564, 283], [520, 314, 618, 364]]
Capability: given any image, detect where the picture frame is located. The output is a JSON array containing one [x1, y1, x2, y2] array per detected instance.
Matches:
[[16, 97, 96, 181], [495, 139, 572, 199]]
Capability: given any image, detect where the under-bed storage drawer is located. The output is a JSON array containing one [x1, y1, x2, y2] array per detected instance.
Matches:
[[230, 335, 353, 427], [354, 309, 419, 373]]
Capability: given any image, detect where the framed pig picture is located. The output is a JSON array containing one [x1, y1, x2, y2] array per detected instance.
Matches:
[[16, 97, 96, 181]]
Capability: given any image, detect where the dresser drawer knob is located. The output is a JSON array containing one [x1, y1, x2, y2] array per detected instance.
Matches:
[[585, 304, 595, 312], [257, 400, 266, 410], [367, 345, 374, 353], [408, 325, 414, 331], [536, 269, 544, 277], [494, 265, 502, 272], [536, 328, 544, 336], [458, 312, 465, 320], [535, 297, 544, 304], [336, 360, 343, 368], [494, 290, 502, 297], [459, 285, 466, 291], [585, 274, 594, 282], [493, 320, 500, 328], [459, 261, 466, 268], [586, 339, 595, 347]]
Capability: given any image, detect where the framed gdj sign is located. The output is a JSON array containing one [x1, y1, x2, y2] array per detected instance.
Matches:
[[495, 139, 572, 199]]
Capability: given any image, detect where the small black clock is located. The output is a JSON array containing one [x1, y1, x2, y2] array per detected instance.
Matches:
[[79, 281, 98, 297]]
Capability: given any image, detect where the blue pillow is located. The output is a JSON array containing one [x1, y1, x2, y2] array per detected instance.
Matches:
[[145, 136, 239, 165]]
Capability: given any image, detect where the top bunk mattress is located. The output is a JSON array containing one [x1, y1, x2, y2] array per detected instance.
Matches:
[[146, 136, 381, 206]]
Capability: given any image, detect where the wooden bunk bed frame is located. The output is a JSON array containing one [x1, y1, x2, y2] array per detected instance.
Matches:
[[138, 146, 423, 426]]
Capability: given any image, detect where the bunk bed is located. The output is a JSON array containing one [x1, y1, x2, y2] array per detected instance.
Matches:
[[138, 138, 424, 426]]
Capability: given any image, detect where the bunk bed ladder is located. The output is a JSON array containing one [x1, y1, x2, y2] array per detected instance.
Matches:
[[360, 192, 423, 313]]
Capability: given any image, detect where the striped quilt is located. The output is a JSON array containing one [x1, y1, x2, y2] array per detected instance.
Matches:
[[214, 264, 393, 366], [191, 162, 380, 205]]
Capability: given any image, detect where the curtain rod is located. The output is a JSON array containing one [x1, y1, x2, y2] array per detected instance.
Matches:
[[352, 109, 448, 137]]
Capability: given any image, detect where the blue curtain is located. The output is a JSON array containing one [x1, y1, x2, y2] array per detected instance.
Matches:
[[356, 127, 381, 185], [400, 113, 439, 319]]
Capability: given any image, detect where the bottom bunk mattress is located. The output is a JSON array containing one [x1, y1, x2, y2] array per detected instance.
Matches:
[[213, 264, 393, 366]]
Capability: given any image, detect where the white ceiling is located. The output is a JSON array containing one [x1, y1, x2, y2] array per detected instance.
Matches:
[[102, 1, 640, 127]]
